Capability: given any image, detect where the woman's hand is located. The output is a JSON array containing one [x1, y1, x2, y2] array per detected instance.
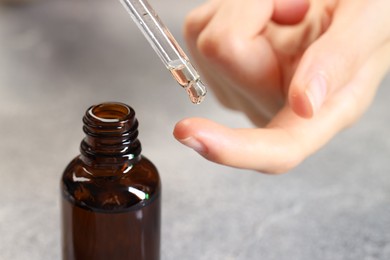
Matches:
[[174, 0, 390, 173]]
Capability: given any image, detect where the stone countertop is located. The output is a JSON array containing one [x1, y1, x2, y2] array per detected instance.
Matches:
[[1, 0, 390, 259]]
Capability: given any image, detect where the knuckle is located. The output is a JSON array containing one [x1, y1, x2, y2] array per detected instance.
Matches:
[[197, 30, 221, 57], [197, 30, 241, 63], [183, 8, 206, 41]]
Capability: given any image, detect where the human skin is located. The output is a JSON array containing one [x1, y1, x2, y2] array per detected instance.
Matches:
[[173, 0, 390, 173]]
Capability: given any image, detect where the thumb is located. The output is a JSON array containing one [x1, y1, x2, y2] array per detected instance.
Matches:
[[289, 0, 390, 118]]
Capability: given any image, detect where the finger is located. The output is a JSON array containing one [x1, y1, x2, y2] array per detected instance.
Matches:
[[289, 0, 390, 118], [272, 0, 310, 25], [173, 102, 351, 174], [173, 109, 332, 174]]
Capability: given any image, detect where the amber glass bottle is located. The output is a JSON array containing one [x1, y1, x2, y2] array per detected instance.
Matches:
[[61, 102, 161, 260]]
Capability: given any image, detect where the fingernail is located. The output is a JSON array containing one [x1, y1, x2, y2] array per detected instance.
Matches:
[[305, 74, 327, 115], [178, 136, 207, 154]]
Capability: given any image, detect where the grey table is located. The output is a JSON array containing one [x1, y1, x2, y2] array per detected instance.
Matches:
[[1, 0, 390, 259]]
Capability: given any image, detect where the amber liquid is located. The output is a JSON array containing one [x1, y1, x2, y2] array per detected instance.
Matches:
[[62, 192, 161, 260]]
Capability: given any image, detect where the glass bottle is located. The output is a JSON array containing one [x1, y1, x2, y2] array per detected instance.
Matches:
[[61, 102, 161, 260]]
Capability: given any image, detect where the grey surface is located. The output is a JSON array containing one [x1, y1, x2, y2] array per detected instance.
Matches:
[[1, 0, 390, 259]]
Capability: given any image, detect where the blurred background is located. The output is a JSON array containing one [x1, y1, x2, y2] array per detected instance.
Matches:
[[1, 0, 390, 259]]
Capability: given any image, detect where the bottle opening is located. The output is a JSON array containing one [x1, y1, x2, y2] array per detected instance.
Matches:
[[88, 102, 132, 123], [81, 102, 141, 164]]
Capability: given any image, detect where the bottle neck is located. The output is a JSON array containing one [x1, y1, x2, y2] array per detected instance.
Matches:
[[79, 103, 142, 171]]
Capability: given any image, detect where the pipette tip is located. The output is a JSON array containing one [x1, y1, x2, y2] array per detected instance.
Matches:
[[185, 80, 207, 104]]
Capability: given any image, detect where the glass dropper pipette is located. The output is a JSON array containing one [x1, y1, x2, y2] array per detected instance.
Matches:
[[119, 0, 207, 104]]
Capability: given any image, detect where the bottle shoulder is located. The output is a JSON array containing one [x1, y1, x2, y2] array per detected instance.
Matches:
[[61, 155, 160, 212]]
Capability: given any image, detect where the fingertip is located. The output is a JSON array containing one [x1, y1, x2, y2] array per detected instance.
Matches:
[[173, 118, 192, 141], [289, 88, 314, 119], [272, 0, 310, 25], [173, 118, 219, 157], [174, 117, 214, 140]]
